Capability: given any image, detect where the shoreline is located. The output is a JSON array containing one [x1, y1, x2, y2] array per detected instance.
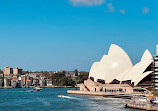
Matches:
[[0, 86, 78, 89]]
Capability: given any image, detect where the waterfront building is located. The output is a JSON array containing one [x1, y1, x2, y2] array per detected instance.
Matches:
[[4, 67, 23, 78], [4, 67, 13, 78], [39, 79, 46, 86], [26, 80, 32, 88], [29, 72, 43, 78], [80, 78, 133, 92], [4, 78, 10, 87], [13, 67, 22, 76], [46, 79, 52, 86], [89, 44, 153, 86], [68, 44, 157, 96], [0, 73, 3, 77], [17, 80, 22, 88], [19, 75, 26, 88], [33, 79, 39, 86], [11, 79, 18, 88], [0, 79, 3, 87], [0, 73, 4, 87], [1, 66, 56, 88]]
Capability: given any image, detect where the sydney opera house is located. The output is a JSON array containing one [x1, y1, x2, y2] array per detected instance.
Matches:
[[68, 44, 158, 96], [89, 44, 154, 86]]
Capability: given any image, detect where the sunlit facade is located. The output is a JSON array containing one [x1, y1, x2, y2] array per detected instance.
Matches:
[[89, 44, 154, 86]]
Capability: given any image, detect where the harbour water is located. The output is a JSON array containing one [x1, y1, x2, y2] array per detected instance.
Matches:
[[0, 88, 136, 111]]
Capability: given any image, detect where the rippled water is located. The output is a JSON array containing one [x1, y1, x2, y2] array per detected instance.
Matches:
[[0, 88, 136, 111]]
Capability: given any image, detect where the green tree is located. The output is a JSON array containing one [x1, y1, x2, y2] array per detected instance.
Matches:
[[59, 76, 68, 86], [67, 76, 75, 86], [23, 70, 29, 74], [74, 71, 89, 84], [42, 71, 50, 78], [74, 69, 78, 76], [51, 72, 67, 86]]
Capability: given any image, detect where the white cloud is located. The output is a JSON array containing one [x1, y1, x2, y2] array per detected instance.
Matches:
[[142, 7, 150, 14], [70, 0, 105, 6], [107, 3, 114, 12], [120, 9, 125, 14]]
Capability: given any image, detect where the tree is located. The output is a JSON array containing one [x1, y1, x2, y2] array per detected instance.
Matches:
[[59, 76, 68, 86], [0, 70, 3, 74], [23, 70, 29, 74], [74, 69, 78, 76], [67, 76, 75, 86], [61, 71, 66, 74], [74, 71, 89, 84], [51, 72, 67, 86], [42, 71, 50, 78]]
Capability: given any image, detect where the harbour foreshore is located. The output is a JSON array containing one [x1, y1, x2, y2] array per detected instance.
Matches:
[[67, 90, 106, 96], [67, 90, 152, 99], [0, 86, 76, 89], [40, 86, 75, 88]]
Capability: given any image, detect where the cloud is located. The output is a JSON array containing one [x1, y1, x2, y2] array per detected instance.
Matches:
[[120, 9, 125, 14], [142, 7, 150, 14], [107, 3, 115, 12], [70, 0, 105, 6]]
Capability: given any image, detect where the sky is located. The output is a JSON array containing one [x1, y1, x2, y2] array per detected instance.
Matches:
[[0, 0, 158, 71]]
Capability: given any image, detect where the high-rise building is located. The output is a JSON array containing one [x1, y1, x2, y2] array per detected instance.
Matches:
[[13, 67, 22, 76], [3, 67, 13, 78]]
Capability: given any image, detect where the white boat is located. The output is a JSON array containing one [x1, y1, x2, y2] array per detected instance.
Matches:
[[58, 94, 64, 97], [57, 95, 79, 99], [33, 87, 42, 91]]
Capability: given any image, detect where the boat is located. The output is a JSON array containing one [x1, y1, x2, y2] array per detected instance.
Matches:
[[125, 95, 158, 110], [33, 87, 42, 91], [57, 94, 77, 99], [58, 94, 63, 97]]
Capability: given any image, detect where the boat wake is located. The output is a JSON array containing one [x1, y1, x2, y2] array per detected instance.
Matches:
[[3, 90, 33, 93], [57, 95, 80, 100], [25, 90, 33, 92]]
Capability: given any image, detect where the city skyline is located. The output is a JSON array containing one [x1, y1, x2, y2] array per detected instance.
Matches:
[[0, 0, 158, 71]]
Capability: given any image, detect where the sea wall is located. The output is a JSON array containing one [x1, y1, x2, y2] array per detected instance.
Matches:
[[67, 90, 106, 96]]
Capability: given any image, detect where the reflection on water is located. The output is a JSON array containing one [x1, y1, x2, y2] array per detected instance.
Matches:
[[0, 88, 136, 111]]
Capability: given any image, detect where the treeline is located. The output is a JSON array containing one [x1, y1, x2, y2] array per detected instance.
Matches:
[[43, 70, 89, 86], [51, 72, 75, 86]]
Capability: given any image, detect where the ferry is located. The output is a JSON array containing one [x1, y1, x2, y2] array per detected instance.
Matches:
[[125, 95, 158, 110]]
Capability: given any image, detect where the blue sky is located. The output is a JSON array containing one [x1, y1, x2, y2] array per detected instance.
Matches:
[[0, 0, 158, 71]]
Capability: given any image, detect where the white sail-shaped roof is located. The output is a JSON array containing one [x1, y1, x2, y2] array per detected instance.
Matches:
[[89, 62, 100, 81], [89, 44, 153, 86], [105, 44, 133, 83], [115, 49, 153, 85], [89, 44, 133, 83], [131, 49, 153, 85]]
